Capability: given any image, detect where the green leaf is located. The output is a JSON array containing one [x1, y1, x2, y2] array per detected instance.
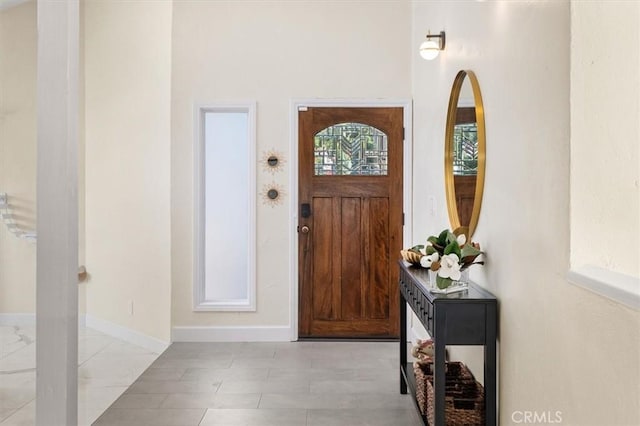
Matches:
[[444, 241, 462, 258], [445, 231, 457, 245], [461, 254, 481, 265], [410, 244, 424, 254], [461, 244, 481, 258], [437, 229, 449, 245], [425, 246, 436, 255], [436, 275, 452, 289], [427, 236, 439, 246]]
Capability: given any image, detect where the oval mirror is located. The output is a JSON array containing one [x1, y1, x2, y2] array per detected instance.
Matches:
[[444, 70, 486, 238]]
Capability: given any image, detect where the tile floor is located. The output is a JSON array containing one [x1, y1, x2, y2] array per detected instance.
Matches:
[[1, 326, 421, 426], [0, 324, 160, 426], [94, 341, 422, 426]]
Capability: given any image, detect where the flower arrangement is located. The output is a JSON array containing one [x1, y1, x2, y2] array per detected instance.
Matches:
[[402, 228, 483, 290]]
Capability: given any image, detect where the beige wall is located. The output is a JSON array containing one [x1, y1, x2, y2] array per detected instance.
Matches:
[[0, 1, 36, 313], [412, 1, 639, 425], [84, 0, 172, 342], [570, 1, 639, 277], [0, 0, 88, 317], [170, 0, 412, 328]]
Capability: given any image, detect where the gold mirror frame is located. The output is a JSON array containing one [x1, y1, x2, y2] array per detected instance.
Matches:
[[444, 70, 486, 238]]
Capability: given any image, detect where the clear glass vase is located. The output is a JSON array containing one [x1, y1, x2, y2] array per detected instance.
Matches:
[[428, 268, 469, 294]]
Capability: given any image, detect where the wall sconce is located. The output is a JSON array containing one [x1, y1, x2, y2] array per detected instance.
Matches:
[[419, 31, 446, 60]]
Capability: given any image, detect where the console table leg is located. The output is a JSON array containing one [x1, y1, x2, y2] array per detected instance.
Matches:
[[399, 290, 408, 394], [485, 308, 497, 426], [434, 311, 446, 426]]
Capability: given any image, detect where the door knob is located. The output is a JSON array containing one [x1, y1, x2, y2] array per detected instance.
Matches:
[[300, 225, 310, 234]]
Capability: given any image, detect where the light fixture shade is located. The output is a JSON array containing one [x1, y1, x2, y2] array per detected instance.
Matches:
[[419, 39, 440, 60]]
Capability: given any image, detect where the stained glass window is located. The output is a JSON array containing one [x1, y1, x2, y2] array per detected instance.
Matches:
[[314, 122, 388, 176], [453, 123, 478, 175]]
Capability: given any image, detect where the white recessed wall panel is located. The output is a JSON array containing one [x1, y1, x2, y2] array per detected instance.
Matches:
[[205, 112, 249, 301], [194, 105, 256, 311]]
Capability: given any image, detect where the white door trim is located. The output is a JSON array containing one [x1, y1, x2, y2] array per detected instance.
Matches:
[[289, 98, 413, 341]]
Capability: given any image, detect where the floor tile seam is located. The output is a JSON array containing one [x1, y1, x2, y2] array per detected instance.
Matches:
[[176, 366, 190, 381], [0, 396, 35, 424], [217, 377, 313, 385], [256, 392, 264, 409], [90, 350, 160, 361], [157, 353, 235, 360], [257, 400, 407, 409], [112, 404, 217, 413], [308, 390, 400, 395], [0, 408, 19, 425], [156, 392, 171, 408], [196, 405, 209, 426], [107, 407, 209, 412], [0, 366, 36, 375], [216, 388, 308, 395], [77, 341, 113, 367], [127, 389, 221, 395]]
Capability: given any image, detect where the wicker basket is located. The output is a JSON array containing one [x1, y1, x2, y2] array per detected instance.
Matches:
[[413, 361, 485, 425]]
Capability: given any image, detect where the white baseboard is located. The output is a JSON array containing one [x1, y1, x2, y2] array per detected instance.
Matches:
[[172, 325, 293, 342], [0, 312, 169, 353], [0, 313, 36, 326], [85, 314, 170, 354], [0, 313, 87, 327]]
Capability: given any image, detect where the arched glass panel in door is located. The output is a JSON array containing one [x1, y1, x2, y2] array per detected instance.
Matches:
[[314, 122, 388, 176]]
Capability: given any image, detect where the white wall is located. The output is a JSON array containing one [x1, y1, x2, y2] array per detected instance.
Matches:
[[0, 1, 36, 313], [412, 1, 639, 425], [570, 1, 639, 278], [84, 0, 173, 343], [171, 0, 412, 333]]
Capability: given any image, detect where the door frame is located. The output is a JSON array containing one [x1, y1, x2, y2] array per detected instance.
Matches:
[[289, 99, 413, 340]]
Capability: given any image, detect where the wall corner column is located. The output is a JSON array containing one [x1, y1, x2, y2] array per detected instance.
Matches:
[[35, 0, 79, 424]]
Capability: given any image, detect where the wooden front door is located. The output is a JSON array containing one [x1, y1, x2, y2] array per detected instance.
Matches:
[[298, 107, 403, 338]]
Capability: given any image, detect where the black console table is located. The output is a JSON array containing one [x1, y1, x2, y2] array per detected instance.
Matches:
[[399, 260, 497, 425]]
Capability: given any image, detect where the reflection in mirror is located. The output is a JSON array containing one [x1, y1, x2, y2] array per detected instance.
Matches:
[[453, 77, 478, 228], [444, 70, 485, 238]]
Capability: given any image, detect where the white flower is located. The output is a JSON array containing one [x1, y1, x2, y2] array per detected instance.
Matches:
[[438, 253, 462, 280], [456, 234, 466, 246], [419, 252, 439, 269]]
